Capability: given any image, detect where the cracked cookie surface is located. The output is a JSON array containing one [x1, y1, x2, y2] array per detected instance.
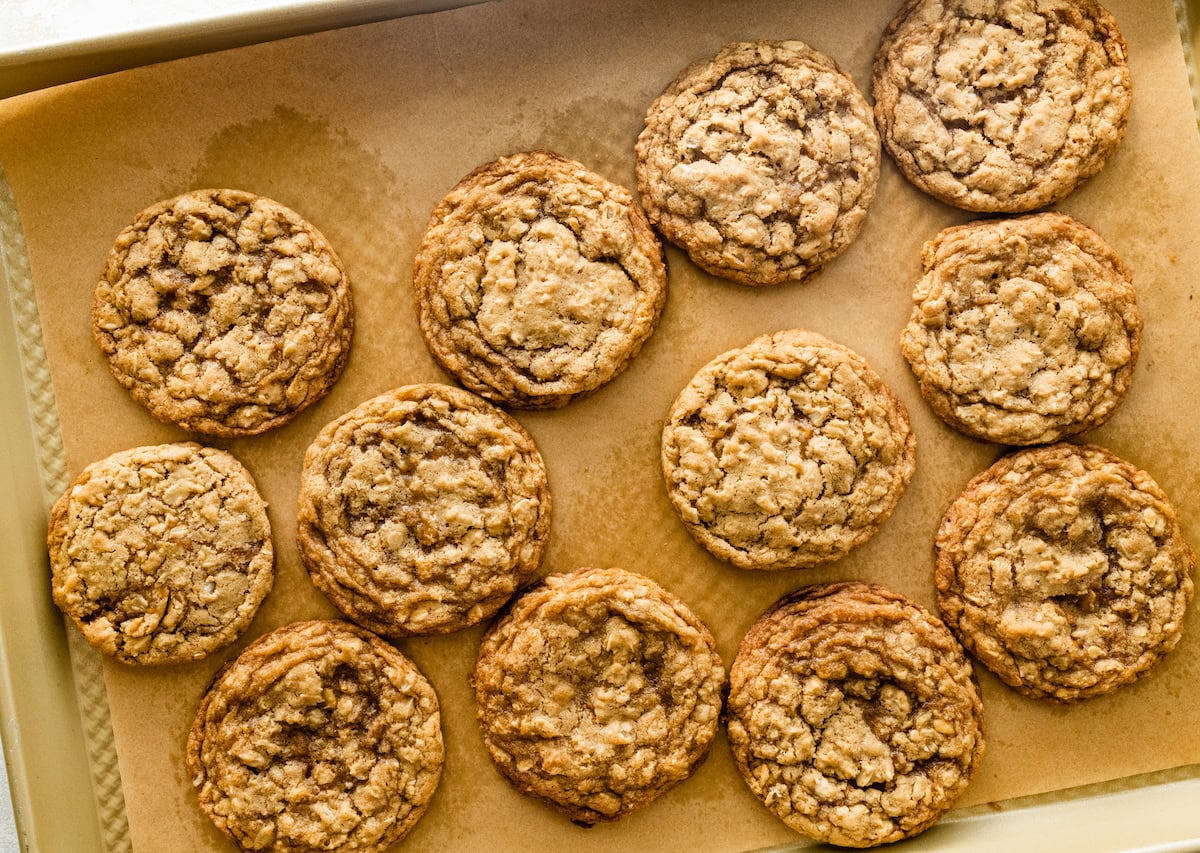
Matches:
[[636, 40, 880, 286], [473, 567, 725, 824], [412, 151, 667, 409], [188, 620, 443, 852], [93, 188, 353, 436], [48, 442, 273, 665], [297, 384, 550, 637], [901, 213, 1140, 445], [728, 582, 985, 848], [873, 0, 1132, 212], [661, 329, 915, 570], [936, 443, 1195, 702]]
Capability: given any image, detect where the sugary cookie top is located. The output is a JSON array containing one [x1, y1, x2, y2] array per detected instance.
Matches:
[[662, 329, 915, 570], [636, 40, 880, 286], [297, 384, 550, 637], [48, 442, 273, 665], [188, 620, 443, 852], [92, 188, 353, 436], [873, 0, 1131, 211], [728, 582, 985, 848], [473, 567, 725, 824], [936, 443, 1195, 701], [413, 151, 667, 409], [901, 213, 1140, 445]]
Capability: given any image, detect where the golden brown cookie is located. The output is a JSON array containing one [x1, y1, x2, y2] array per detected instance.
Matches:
[[188, 620, 443, 852], [412, 151, 667, 409], [936, 443, 1195, 702], [728, 582, 985, 848], [92, 188, 353, 436], [47, 442, 273, 665], [473, 567, 725, 824], [661, 329, 915, 570], [636, 40, 880, 286], [297, 384, 550, 637], [873, 0, 1132, 212], [901, 213, 1141, 445]]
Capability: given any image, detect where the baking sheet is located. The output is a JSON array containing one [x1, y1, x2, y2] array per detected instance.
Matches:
[[2, 0, 1200, 849]]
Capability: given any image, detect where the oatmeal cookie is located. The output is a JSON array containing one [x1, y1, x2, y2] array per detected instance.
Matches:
[[47, 442, 273, 665], [936, 443, 1195, 701], [636, 40, 880, 286], [873, 0, 1132, 212], [188, 620, 443, 851], [728, 582, 985, 848], [661, 329, 915, 570], [412, 151, 667, 409], [298, 384, 550, 637], [901, 213, 1140, 445], [473, 567, 725, 824], [92, 188, 353, 436]]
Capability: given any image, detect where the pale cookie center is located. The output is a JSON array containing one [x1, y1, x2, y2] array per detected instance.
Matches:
[[319, 414, 530, 587], [215, 649, 429, 849], [925, 247, 1130, 416], [443, 187, 645, 383], [672, 365, 901, 553], [100, 199, 344, 413], [491, 604, 719, 818], [61, 453, 264, 656], [961, 479, 1181, 669], [670, 65, 874, 262], [891, 5, 1125, 195]]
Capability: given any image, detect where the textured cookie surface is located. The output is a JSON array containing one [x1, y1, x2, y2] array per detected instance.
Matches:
[[661, 329, 915, 570], [727, 582, 985, 848], [413, 151, 667, 408], [936, 443, 1195, 702], [901, 213, 1140, 445], [48, 442, 273, 665], [188, 620, 443, 851], [873, 0, 1131, 212], [636, 40, 879, 286], [92, 188, 353, 436], [473, 567, 725, 824], [297, 384, 550, 637]]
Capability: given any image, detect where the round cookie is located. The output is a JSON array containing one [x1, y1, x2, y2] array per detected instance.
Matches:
[[298, 384, 550, 637], [727, 582, 985, 848], [661, 329, 915, 570], [473, 567, 725, 824], [636, 40, 880, 286], [873, 0, 1132, 212], [936, 443, 1195, 702], [412, 151, 667, 409], [47, 442, 273, 665], [901, 213, 1141, 445], [188, 620, 443, 852], [92, 188, 353, 436]]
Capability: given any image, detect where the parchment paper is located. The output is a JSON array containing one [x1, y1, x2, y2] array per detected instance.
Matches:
[[1, 0, 1199, 849]]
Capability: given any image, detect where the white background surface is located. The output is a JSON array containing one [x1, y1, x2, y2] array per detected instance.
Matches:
[[0, 1, 290, 51]]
